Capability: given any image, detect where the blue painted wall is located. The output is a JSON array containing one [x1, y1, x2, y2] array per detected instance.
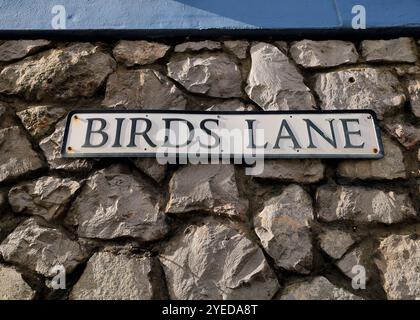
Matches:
[[0, 0, 419, 35]]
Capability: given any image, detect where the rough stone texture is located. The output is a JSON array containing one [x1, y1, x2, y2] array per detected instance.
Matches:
[[254, 185, 314, 274], [167, 53, 242, 98], [103, 69, 186, 109], [316, 185, 417, 224], [246, 42, 315, 111], [39, 119, 93, 172], [290, 40, 358, 68], [0, 126, 45, 183], [0, 265, 35, 300], [8, 176, 80, 221], [337, 136, 406, 180], [113, 40, 170, 66], [319, 229, 355, 260], [0, 191, 5, 211], [160, 219, 280, 300], [131, 158, 167, 183], [336, 245, 374, 281], [0, 43, 115, 101], [375, 234, 420, 300], [16, 106, 67, 139], [0, 40, 50, 62], [255, 159, 325, 183], [361, 38, 417, 63], [67, 164, 169, 241], [0, 218, 88, 277], [166, 165, 248, 218], [407, 78, 420, 118], [314, 68, 406, 119], [204, 99, 256, 111], [223, 40, 249, 59], [70, 252, 159, 300], [174, 40, 221, 52], [279, 276, 362, 300], [384, 121, 420, 150]]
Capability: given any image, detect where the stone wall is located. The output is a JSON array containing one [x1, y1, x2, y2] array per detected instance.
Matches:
[[0, 37, 419, 300]]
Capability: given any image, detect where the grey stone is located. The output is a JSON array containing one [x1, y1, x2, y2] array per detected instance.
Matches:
[[314, 68, 406, 119], [204, 99, 256, 111], [255, 159, 325, 183], [16, 105, 67, 139], [0, 40, 50, 62], [223, 40, 249, 59], [375, 234, 420, 299], [167, 53, 242, 98], [113, 40, 170, 66], [131, 158, 167, 183], [0, 126, 44, 183], [384, 121, 420, 150], [279, 276, 362, 300], [361, 38, 417, 63], [8, 176, 80, 221], [316, 185, 417, 224], [336, 244, 374, 281], [273, 41, 288, 55], [160, 219, 280, 300], [246, 42, 315, 111], [103, 69, 186, 109], [0, 43, 115, 101], [0, 265, 35, 300], [337, 136, 406, 180], [70, 251, 161, 300], [39, 119, 93, 172], [175, 40, 221, 53], [166, 165, 248, 218], [290, 40, 358, 68], [319, 229, 355, 260], [407, 78, 420, 118], [67, 164, 169, 241], [0, 218, 88, 277], [254, 184, 314, 274], [0, 191, 5, 212]]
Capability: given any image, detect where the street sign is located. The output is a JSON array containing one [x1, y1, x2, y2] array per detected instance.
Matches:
[[61, 110, 383, 159]]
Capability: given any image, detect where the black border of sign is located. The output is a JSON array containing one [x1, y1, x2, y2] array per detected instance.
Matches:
[[61, 109, 384, 159]]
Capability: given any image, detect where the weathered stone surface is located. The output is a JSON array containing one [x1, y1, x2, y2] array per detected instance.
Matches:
[[160, 219, 280, 299], [113, 40, 170, 66], [0, 126, 44, 183], [279, 276, 362, 300], [131, 158, 167, 183], [319, 229, 355, 260], [204, 99, 256, 111], [16, 106, 67, 139], [290, 40, 358, 68], [361, 38, 417, 63], [376, 234, 420, 299], [167, 53, 242, 98], [336, 244, 374, 281], [0, 191, 5, 212], [384, 121, 420, 150], [246, 42, 315, 111], [337, 136, 406, 180], [316, 185, 417, 224], [0, 265, 35, 300], [255, 159, 325, 183], [223, 40, 249, 59], [254, 184, 314, 274], [407, 78, 420, 118], [103, 69, 186, 109], [314, 68, 405, 119], [70, 252, 160, 300], [174, 40, 221, 53], [273, 41, 288, 55], [8, 176, 80, 221], [0, 40, 50, 62], [0, 43, 115, 101], [0, 218, 88, 277], [67, 164, 169, 241], [166, 165, 248, 217], [39, 119, 93, 172]]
